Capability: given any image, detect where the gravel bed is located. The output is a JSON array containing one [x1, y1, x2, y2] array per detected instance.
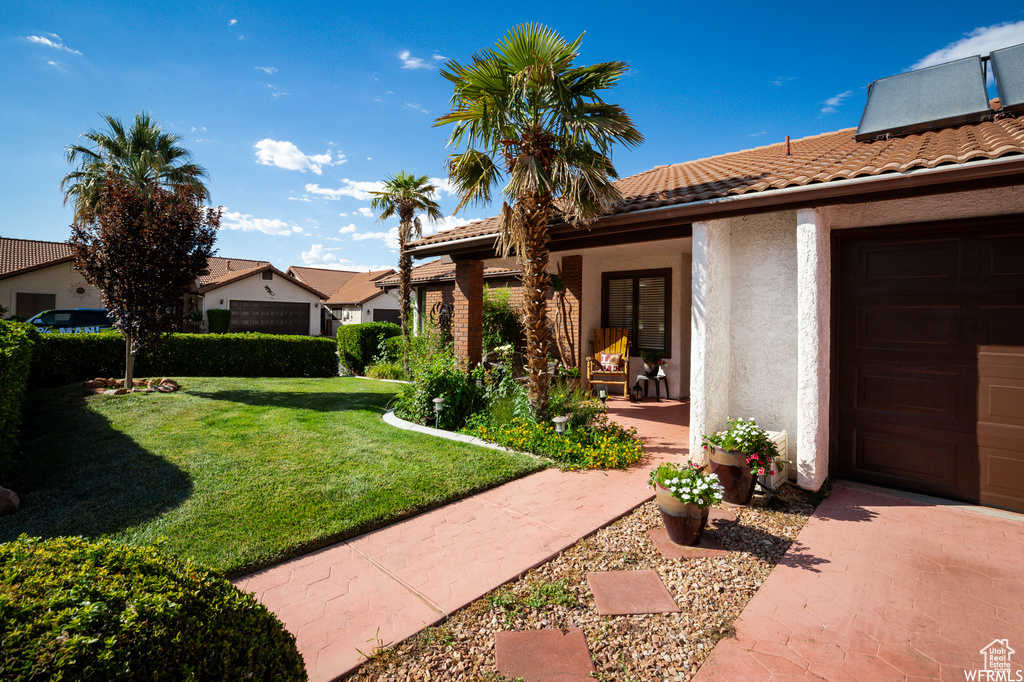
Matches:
[[348, 484, 822, 681]]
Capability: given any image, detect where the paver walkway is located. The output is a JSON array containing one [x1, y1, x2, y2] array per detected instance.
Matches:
[[693, 483, 1024, 682], [234, 398, 690, 682]]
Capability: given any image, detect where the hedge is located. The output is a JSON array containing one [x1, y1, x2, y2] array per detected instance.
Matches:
[[0, 321, 35, 470], [0, 535, 306, 681], [28, 332, 339, 389], [206, 308, 231, 333], [336, 322, 401, 374]]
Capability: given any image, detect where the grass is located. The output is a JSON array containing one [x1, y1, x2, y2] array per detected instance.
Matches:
[[0, 377, 545, 575]]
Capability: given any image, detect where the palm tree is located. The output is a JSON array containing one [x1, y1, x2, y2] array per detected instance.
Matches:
[[369, 172, 443, 372], [435, 23, 643, 415], [61, 112, 209, 223]]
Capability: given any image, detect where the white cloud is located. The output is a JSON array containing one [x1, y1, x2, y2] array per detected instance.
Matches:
[[352, 230, 391, 243], [339, 224, 357, 234], [357, 206, 374, 218], [749, 131, 767, 137], [338, 212, 349, 216], [190, 126, 207, 133], [254, 139, 341, 174], [430, 215, 477, 234], [271, 91, 289, 99], [769, 76, 797, 87], [299, 244, 388, 271], [305, 179, 384, 201], [288, 196, 311, 202], [26, 35, 81, 54], [255, 66, 278, 75], [397, 49, 443, 70], [350, 214, 468, 250], [229, 18, 237, 26], [821, 91, 853, 114], [429, 176, 457, 197], [404, 101, 428, 114], [220, 209, 304, 236], [367, 156, 372, 161], [912, 21, 1024, 71], [46, 60, 59, 68]]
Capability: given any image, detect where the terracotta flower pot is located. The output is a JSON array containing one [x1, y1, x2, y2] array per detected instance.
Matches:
[[655, 483, 709, 546], [708, 445, 756, 506]]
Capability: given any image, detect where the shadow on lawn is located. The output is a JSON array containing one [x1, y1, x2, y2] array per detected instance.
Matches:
[[187, 389, 390, 413], [0, 392, 193, 543]]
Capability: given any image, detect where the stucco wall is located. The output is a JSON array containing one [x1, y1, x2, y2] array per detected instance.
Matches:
[[1, 261, 104, 316], [202, 272, 321, 336], [558, 238, 692, 399], [362, 291, 400, 322]]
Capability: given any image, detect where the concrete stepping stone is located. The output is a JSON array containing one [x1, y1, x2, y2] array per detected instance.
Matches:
[[494, 627, 595, 681], [586, 569, 680, 615], [647, 526, 730, 560], [708, 507, 738, 528]]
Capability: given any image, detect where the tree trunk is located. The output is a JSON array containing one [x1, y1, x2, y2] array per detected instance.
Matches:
[[399, 249, 412, 376], [124, 332, 135, 391], [521, 198, 551, 417]]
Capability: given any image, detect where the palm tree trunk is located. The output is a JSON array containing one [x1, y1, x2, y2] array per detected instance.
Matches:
[[399, 249, 412, 375], [521, 198, 551, 416]]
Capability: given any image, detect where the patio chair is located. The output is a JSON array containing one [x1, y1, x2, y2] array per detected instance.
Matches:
[[586, 328, 630, 397]]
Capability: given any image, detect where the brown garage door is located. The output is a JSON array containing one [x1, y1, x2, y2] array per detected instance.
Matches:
[[835, 217, 1024, 511], [229, 300, 309, 335]]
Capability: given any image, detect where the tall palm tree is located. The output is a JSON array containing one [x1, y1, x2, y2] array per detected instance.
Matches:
[[435, 23, 643, 415], [369, 172, 443, 372], [61, 112, 209, 223]]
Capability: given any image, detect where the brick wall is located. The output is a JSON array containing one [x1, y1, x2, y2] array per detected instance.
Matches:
[[453, 260, 483, 366], [551, 255, 583, 368]]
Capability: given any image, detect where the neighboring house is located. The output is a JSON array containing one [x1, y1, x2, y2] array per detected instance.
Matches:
[[0, 237, 103, 318], [374, 257, 521, 334], [408, 101, 1024, 512], [323, 269, 398, 326], [0, 240, 323, 336], [195, 259, 325, 336], [286, 266, 360, 336]]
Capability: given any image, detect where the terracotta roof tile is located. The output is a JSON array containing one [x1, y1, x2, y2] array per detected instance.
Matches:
[[375, 258, 519, 287], [0, 237, 73, 278], [325, 269, 395, 305], [198, 256, 270, 285], [286, 266, 359, 298], [410, 116, 1024, 248]]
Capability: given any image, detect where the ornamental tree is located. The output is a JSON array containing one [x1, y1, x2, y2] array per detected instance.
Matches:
[[69, 177, 219, 388]]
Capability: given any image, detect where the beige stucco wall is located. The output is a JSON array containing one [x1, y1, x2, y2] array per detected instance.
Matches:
[[1, 261, 104, 316], [334, 291, 401, 326], [201, 272, 321, 336], [558, 237, 692, 400]]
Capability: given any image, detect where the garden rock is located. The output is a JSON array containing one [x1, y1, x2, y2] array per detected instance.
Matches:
[[0, 487, 19, 515]]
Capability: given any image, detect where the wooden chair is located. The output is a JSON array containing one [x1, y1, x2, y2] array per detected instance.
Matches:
[[586, 328, 630, 397]]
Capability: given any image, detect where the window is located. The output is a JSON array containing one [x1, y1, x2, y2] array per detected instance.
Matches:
[[15, 292, 56, 318], [601, 269, 671, 356], [261, 271, 274, 281]]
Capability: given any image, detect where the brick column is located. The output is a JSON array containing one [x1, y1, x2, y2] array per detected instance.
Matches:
[[453, 259, 483, 367]]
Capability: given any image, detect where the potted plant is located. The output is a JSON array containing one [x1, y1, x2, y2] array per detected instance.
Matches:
[[648, 462, 724, 545], [639, 350, 665, 378], [701, 418, 780, 506]]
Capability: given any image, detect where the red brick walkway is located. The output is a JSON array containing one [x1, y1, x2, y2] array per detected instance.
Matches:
[[693, 483, 1024, 682], [234, 398, 689, 682]]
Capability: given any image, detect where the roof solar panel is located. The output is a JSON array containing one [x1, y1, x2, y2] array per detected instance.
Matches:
[[855, 56, 991, 141], [991, 42, 1024, 113]]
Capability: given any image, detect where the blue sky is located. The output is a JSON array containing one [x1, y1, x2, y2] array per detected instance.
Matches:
[[3, 2, 1023, 271]]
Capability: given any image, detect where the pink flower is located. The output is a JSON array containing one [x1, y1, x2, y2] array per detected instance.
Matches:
[[758, 467, 765, 475]]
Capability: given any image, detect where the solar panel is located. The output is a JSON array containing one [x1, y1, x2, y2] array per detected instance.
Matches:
[[855, 56, 991, 141], [990, 42, 1024, 113]]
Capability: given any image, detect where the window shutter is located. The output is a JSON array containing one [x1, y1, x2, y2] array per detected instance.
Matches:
[[606, 278, 633, 343], [637, 276, 667, 351]]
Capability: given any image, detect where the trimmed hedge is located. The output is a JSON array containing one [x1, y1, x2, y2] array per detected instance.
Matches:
[[0, 535, 306, 681], [0, 321, 35, 470], [29, 332, 339, 389], [336, 322, 401, 374], [207, 308, 231, 333]]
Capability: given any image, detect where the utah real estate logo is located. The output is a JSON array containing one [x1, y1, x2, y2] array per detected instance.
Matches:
[[965, 639, 1022, 681]]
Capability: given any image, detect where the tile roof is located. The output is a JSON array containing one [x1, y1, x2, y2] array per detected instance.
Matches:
[[410, 115, 1024, 248], [326, 269, 395, 305], [375, 258, 519, 287], [198, 256, 270, 285], [0, 237, 73, 278], [195, 263, 326, 298], [286, 266, 359, 299]]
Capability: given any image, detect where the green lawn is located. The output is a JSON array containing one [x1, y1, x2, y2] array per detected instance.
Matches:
[[0, 377, 545, 575]]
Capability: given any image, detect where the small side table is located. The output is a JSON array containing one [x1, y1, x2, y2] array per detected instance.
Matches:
[[634, 372, 669, 400]]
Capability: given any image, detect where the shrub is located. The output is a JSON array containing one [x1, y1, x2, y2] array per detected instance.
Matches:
[[28, 332, 338, 388], [0, 535, 306, 681], [206, 308, 231, 333], [383, 335, 404, 364], [393, 353, 484, 431], [482, 286, 523, 353], [0, 321, 35, 471], [465, 415, 643, 470], [336, 322, 401, 374]]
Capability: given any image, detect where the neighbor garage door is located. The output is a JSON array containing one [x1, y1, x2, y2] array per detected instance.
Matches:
[[835, 217, 1024, 512], [229, 300, 309, 335]]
